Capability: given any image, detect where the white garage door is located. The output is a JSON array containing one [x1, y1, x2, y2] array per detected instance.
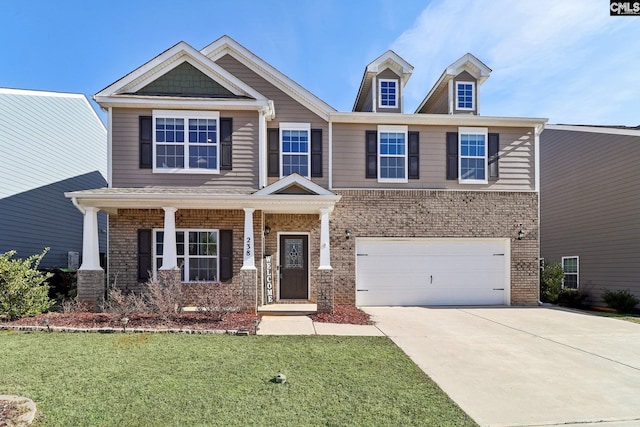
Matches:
[[356, 238, 509, 306]]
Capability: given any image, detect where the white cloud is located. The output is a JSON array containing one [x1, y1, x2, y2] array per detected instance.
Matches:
[[391, 0, 640, 125]]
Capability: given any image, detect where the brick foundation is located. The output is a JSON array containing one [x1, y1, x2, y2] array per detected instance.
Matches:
[[317, 269, 335, 313], [240, 268, 258, 313], [77, 269, 105, 312]]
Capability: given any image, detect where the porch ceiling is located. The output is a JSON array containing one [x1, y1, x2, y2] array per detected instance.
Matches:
[[65, 187, 341, 215]]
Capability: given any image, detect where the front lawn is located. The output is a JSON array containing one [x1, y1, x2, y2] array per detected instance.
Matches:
[[588, 310, 640, 324], [0, 332, 476, 426]]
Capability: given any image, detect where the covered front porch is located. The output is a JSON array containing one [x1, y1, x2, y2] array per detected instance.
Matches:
[[65, 175, 341, 313]]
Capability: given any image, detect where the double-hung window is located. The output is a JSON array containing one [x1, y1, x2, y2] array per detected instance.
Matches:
[[378, 79, 398, 108], [154, 229, 219, 282], [456, 81, 475, 110], [378, 125, 407, 183], [562, 256, 579, 289], [459, 127, 488, 184], [153, 110, 220, 173], [280, 123, 310, 178]]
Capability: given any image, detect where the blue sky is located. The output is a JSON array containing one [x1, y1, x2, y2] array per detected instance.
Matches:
[[1, 0, 638, 125]]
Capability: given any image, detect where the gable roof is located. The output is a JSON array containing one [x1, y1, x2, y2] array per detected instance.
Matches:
[[353, 50, 414, 112], [94, 41, 269, 110], [201, 35, 336, 121], [0, 88, 107, 198], [415, 53, 492, 114], [253, 173, 335, 196]]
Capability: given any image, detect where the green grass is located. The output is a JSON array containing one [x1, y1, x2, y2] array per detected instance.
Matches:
[[0, 332, 476, 426], [588, 310, 640, 324]]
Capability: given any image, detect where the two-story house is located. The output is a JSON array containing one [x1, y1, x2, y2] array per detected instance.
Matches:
[[66, 36, 545, 312]]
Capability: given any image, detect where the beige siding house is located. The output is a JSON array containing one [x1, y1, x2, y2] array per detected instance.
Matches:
[[67, 36, 546, 312], [540, 125, 640, 305]]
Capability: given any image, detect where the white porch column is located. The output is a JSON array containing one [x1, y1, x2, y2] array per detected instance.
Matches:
[[160, 207, 178, 270], [79, 206, 102, 271], [242, 208, 256, 270], [319, 207, 332, 270]]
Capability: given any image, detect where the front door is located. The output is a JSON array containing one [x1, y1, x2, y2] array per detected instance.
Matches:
[[279, 234, 309, 299]]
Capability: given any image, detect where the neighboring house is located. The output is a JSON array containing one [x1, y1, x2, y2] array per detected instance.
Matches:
[[66, 36, 546, 312], [540, 124, 640, 305], [0, 88, 107, 269]]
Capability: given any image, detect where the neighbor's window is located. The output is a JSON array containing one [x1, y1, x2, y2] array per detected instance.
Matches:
[[459, 127, 488, 184], [456, 81, 475, 110], [280, 123, 310, 178], [378, 125, 407, 183], [562, 256, 579, 289], [153, 110, 219, 173], [378, 79, 398, 108], [154, 229, 218, 282]]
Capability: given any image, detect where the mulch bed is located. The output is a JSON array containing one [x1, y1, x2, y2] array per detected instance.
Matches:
[[309, 305, 372, 325], [1, 305, 372, 334]]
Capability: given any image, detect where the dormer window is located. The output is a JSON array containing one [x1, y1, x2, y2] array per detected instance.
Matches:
[[456, 81, 475, 110], [378, 79, 398, 108]]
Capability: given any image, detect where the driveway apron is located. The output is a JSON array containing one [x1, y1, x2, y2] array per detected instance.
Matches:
[[365, 306, 640, 427]]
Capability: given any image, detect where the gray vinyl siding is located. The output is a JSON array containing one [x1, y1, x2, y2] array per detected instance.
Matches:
[[214, 54, 329, 188], [453, 71, 478, 115], [425, 86, 449, 114], [362, 87, 373, 112], [111, 108, 259, 188], [376, 69, 402, 113], [540, 128, 640, 305], [332, 124, 535, 190], [0, 172, 107, 268]]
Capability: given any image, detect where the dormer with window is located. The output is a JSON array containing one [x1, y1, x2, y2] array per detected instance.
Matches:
[[415, 53, 491, 115], [353, 50, 413, 113]]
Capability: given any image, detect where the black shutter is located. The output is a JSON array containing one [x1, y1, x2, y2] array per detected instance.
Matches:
[[220, 117, 233, 170], [365, 130, 377, 179], [488, 133, 499, 180], [311, 129, 323, 177], [219, 230, 233, 282], [408, 131, 420, 179], [267, 128, 279, 177], [139, 116, 152, 169], [137, 229, 152, 282], [446, 132, 458, 180]]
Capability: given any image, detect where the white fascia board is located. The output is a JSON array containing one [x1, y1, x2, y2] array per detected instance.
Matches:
[[95, 41, 265, 102], [447, 53, 492, 84], [65, 191, 341, 214], [415, 69, 448, 113], [545, 124, 640, 136], [93, 95, 270, 111], [201, 36, 335, 121], [0, 88, 86, 98], [366, 50, 414, 86], [330, 112, 547, 128], [254, 173, 335, 196]]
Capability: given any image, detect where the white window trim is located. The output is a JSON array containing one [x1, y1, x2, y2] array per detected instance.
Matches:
[[458, 126, 488, 184], [152, 109, 220, 174], [561, 256, 579, 289], [377, 125, 408, 183], [153, 228, 220, 282], [455, 81, 475, 111], [378, 79, 399, 109], [279, 122, 311, 179]]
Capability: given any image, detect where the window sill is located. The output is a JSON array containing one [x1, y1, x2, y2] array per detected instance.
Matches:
[[458, 179, 488, 185], [153, 168, 221, 175], [377, 178, 408, 184]]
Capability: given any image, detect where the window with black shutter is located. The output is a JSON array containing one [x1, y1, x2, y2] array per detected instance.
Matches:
[[139, 116, 152, 169], [220, 117, 233, 170]]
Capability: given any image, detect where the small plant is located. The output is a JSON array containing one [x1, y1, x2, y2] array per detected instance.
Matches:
[[0, 249, 54, 320], [602, 289, 639, 313], [540, 261, 564, 303]]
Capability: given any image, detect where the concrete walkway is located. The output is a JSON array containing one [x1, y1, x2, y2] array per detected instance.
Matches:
[[365, 306, 640, 427], [256, 315, 384, 336]]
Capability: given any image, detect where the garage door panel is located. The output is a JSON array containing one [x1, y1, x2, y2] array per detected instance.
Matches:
[[356, 239, 508, 306]]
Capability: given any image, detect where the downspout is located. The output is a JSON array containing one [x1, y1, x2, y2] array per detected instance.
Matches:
[[535, 123, 544, 305], [328, 120, 333, 190]]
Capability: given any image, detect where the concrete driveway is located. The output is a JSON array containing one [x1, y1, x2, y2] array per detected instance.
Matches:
[[364, 306, 640, 427]]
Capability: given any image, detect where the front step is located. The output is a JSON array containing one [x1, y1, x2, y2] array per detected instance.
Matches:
[[258, 304, 317, 315]]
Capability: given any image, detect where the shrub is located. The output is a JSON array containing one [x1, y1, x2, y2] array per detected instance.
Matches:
[[106, 287, 148, 317], [192, 282, 241, 321], [0, 249, 54, 320], [145, 270, 184, 319], [602, 289, 639, 313], [540, 261, 564, 303], [556, 289, 588, 309]]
